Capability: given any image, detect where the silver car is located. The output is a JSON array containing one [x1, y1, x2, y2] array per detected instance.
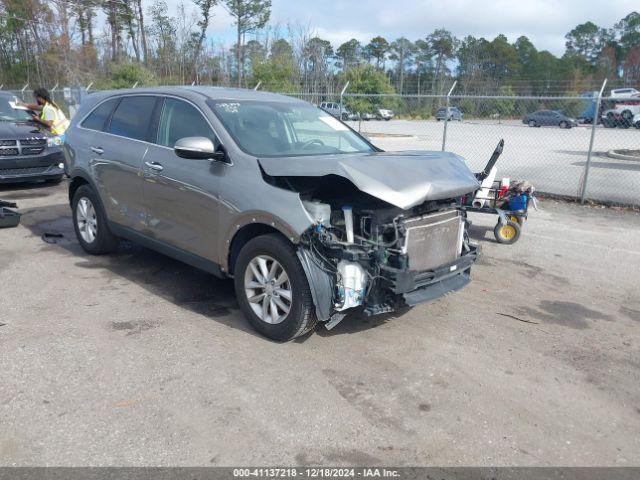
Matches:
[[65, 87, 480, 341]]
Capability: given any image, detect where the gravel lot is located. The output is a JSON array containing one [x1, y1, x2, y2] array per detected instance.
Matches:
[[1, 180, 640, 466], [350, 119, 640, 205]]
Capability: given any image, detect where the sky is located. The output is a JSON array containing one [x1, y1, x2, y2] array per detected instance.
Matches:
[[163, 0, 638, 56]]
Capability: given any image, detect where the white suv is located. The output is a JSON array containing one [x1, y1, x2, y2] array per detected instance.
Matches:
[[320, 102, 348, 120], [610, 88, 640, 99]]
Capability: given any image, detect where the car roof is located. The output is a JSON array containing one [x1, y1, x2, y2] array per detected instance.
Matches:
[[92, 86, 305, 104]]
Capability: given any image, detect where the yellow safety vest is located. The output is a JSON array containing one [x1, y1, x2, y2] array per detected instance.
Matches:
[[40, 103, 70, 135]]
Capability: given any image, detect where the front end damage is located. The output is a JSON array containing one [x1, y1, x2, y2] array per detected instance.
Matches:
[[258, 151, 482, 328], [295, 191, 478, 327]]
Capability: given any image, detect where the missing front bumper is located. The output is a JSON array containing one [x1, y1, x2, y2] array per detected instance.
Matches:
[[402, 272, 470, 306]]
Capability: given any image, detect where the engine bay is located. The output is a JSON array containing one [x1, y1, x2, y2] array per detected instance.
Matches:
[[264, 172, 477, 321]]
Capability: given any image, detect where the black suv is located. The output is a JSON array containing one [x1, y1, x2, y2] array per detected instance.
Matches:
[[0, 91, 65, 184]]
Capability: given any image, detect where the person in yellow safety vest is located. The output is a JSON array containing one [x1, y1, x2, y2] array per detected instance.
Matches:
[[18, 88, 70, 138]]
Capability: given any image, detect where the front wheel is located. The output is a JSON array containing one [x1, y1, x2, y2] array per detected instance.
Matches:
[[234, 234, 317, 341], [72, 185, 119, 254], [528, 120, 537, 127], [559, 121, 569, 129], [494, 220, 521, 245]]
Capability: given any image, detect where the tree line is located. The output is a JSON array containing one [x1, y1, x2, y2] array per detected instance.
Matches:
[[0, 1, 638, 97]]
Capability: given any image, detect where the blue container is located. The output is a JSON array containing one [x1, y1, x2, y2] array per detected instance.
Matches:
[[508, 194, 528, 211]]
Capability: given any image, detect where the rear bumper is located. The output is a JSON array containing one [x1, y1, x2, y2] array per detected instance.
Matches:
[[0, 150, 65, 183]]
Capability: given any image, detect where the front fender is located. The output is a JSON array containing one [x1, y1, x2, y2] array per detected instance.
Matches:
[[219, 211, 302, 272]]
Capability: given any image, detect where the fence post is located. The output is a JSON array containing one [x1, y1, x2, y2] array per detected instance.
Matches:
[[85, 82, 93, 92], [340, 81, 350, 121], [580, 78, 607, 203], [21, 83, 29, 99], [253, 81, 262, 91], [441, 80, 457, 151]]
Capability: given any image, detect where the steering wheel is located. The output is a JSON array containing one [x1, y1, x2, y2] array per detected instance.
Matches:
[[301, 139, 325, 150]]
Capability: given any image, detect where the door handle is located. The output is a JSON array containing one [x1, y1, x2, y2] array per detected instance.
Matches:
[[144, 161, 164, 172], [90, 146, 104, 155]]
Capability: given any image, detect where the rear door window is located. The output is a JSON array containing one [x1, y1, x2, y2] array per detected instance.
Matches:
[[108, 96, 157, 141], [81, 98, 119, 131]]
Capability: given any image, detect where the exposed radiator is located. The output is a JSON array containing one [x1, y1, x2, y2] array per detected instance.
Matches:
[[402, 210, 464, 271]]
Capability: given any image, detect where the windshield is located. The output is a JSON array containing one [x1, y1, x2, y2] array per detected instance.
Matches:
[[0, 97, 32, 122], [209, 100, 375, 157]]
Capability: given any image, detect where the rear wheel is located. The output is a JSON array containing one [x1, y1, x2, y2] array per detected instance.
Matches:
[[494, 220, 521, 245], [508, 214, 524, 226], [559, 120, 569, 129], [72, 185, 119, 254], [528, 120, 537, 127], [234, 234, 317, 341]]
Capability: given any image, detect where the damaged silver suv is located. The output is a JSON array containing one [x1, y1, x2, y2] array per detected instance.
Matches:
[[64, 87, 480, 341]]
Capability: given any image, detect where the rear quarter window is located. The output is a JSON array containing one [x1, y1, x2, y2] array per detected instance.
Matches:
[[81, 98, 119, 131]]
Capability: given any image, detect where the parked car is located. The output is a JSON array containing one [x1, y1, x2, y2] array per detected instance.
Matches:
[[603, 103, 640, 127], [376, 108, 394, 121], [319, 101, 351, 120], [360, 112, 375, 121], [64, 87, 481, 341], [601, 106, 640, 128], [610, 88, 640, 99], [0, 91, 65, 184], [522, 110, 577, 128], [435, 107, 463, 121]]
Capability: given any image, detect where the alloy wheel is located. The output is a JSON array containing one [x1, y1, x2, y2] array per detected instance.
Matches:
[[244, 255, 292, 324], [76, 197, 98, 244]]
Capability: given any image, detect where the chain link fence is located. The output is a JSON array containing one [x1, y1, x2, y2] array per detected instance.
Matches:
[[4, 85, 639, 206], [338, 93, 640, 206]]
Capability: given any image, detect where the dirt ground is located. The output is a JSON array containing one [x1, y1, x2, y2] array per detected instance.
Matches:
[[1, 180, 639, 466]]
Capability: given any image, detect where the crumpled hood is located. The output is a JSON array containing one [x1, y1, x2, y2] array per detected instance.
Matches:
[[259, 151, 480, 209]]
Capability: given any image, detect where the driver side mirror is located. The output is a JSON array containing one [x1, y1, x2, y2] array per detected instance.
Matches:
[[174, 137, 228, 163]]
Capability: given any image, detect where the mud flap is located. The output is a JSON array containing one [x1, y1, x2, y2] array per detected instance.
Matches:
[[297, 248, 334, 321], [403, 273, 470, 306]]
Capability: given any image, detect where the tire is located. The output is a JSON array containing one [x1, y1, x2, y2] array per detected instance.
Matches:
[[621, 110, 633, 121], [233, 234, 317, 341], [635, 121, 640, 129], [507, 214, 524, 226], [559, 121, 568, 129], [72, 185, 119, 254], [528, 120, 536, 127], [494, 220, 521, 245], [384, 117, 391, 121]]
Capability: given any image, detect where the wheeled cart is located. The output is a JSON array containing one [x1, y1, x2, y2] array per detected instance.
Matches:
[[460, 140, 535, 244]]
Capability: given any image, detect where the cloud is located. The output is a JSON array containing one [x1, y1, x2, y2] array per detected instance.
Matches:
[[161, 0, 638, 55]]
